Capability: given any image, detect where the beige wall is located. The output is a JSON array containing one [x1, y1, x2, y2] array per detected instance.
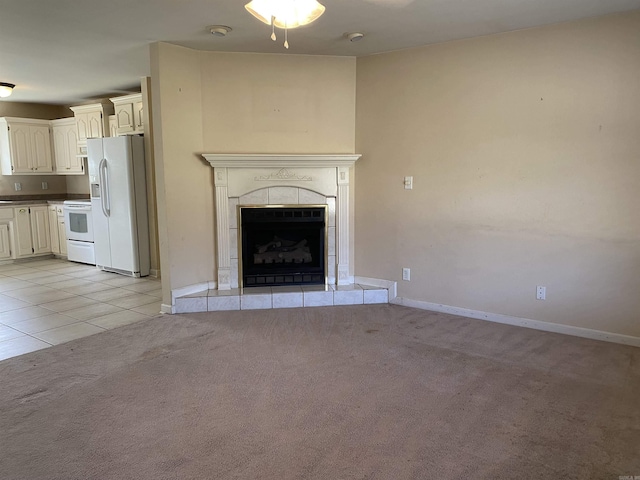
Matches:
[[151, 43, 356, 305], [65, 172, 89, 195], [151, 43, 204, 304], [0, 175, 68, 195], [200, 52, 356, 154], [355, 12, 640, 337], [0, 101, 70, 120]]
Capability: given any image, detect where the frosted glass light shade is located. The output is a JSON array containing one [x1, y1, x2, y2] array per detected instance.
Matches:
[[0, 83, 14, 98], [245, 0, 325, 29]]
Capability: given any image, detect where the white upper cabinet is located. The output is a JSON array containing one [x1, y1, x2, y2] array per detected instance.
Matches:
[[110, 93, 144, 135], [0, 117, 54, 175], [108, 115, 117, 138], [69, 102, 114, 151], [51, 118, 84, 174]]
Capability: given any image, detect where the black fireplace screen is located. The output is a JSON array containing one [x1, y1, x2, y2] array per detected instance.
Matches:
[[240, 206, 326, 287]]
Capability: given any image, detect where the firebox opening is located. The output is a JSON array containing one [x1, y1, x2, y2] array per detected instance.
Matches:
[[240, 206, 327, 288]]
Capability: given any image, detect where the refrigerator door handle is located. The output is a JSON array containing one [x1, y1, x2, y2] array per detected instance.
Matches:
[[99, 158, 110, 217]]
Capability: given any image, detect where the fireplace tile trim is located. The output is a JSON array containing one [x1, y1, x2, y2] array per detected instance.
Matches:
[[232, 191, 332, 288]]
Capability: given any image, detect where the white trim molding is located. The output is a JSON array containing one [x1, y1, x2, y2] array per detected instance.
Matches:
[[203, 154, 361, 168], [160, 304, 174, 314], [391, 297, 640, 348]]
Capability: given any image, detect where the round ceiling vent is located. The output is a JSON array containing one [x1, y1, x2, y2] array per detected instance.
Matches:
[[346, 32, 364, 42], [209, 26, 232, 37]]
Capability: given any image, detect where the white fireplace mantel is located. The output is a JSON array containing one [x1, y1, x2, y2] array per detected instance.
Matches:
[[202, 154, 361, 169], [202, 153, 361, 290]]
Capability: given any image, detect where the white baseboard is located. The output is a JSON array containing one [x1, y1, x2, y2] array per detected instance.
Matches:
[[391, 297, 640, 348], [160, 304, 174, 314], [354, 276, 397, 301], [149, 269, 160, 278]]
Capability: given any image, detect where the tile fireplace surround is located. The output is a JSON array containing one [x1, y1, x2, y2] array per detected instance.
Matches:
[[170, 154, 396, 314]]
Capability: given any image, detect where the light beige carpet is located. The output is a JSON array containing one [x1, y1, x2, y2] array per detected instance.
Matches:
[[0, 305, 638, 479]]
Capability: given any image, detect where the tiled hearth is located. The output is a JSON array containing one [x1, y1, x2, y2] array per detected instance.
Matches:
[[175, 283, 389, 313]]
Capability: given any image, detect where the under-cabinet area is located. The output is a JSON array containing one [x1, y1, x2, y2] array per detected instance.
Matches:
[[0, 202, 68, 261]]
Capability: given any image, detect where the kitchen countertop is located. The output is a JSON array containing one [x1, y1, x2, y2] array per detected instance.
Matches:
[[0, 199, 87, 206], [0, 195, 89, 207]]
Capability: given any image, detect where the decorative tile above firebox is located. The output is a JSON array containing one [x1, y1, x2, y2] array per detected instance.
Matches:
[[202, 154, 361, 291]]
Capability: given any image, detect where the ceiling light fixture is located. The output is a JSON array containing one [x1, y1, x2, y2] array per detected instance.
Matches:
[[0, 82, 15, 98], [244, 0, 326, 49], [347, 32, 364, 42], [210, 25, 232, 37]]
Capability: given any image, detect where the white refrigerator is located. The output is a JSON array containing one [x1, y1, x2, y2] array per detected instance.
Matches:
[[87, 136, 150, 277]]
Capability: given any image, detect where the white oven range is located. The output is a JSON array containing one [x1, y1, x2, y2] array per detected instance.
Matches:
[[63, 200, 96, 265]]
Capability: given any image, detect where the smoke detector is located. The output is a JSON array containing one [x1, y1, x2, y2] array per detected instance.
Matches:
[[346, 32, 364, 42], [209, 26, 232, 37]]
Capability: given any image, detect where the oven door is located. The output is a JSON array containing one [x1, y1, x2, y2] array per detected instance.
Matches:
[[64, 205, 94, 243]]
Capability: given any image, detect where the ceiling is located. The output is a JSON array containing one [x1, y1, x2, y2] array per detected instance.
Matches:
[[1, 0, 639, 105]]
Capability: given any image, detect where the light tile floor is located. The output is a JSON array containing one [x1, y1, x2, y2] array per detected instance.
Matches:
[[0, 258, 162, 362]]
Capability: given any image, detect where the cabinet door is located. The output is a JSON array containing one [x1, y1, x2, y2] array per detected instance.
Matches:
[[30, 126, 53, 172], [65, 124, 82, 173], [53, 125, 70, 172], [49, 207, 60, 254], [109, 115, 117, 137], [30, 206, 52, 255], [9, 124, 32, 173], [115, 103, 135, 134], [0, 224, 11, 259], [87, 111, 104, 139], [58, 218, 67, 256], [134, 101, 144, 133], [75, 112, 89, 146], [13, 208, 33, 257]]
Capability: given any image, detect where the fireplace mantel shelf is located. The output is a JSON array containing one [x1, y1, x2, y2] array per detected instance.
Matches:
[[202, 153, 361, 168]]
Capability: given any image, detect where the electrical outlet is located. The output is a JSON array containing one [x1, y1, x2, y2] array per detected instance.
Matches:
[[14, 183, 21, 191], [402, 268, 411, 281], [536, 286, 546, 300], [41, 182, 48, 190]]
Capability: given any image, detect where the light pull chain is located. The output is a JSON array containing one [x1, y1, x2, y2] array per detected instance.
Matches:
[[284, 21, 289, 49], [270, 16, 276, 41]]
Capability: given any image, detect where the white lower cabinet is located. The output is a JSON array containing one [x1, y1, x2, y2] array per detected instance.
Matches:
[[0, 223, 11, 259], [49, 206, 60, 255], [48, 205, 67, 256], [13, 206, 51, 258], [59, 218, 67, 256]]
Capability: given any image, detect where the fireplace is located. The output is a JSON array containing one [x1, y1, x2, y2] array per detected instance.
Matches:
[[202, 154, 360, 290], [240, 206, 327, 287]]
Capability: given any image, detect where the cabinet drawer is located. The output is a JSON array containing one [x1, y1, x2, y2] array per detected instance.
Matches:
[[0, 208, 13, 221]]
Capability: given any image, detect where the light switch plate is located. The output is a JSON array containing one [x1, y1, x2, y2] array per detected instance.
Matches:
[[402, 268, 411, 281], [404, 176, 413, 190]]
